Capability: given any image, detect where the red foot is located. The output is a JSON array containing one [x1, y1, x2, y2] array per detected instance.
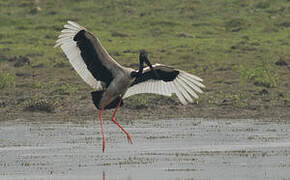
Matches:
[[126, 133, 133, 144], [112, 117, 133, 144]]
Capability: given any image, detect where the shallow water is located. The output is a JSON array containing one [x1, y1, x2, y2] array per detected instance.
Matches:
[[0, 118, 290, 180]]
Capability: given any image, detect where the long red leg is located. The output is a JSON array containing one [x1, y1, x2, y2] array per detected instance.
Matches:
[[98, 108, 105, 152], [103, 171, 106, 180], [98, 98, 111, 152], [111, 99, 133, 144]]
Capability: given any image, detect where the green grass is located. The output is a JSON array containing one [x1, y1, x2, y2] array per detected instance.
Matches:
[[0, 0, 290, 115], [237, 63, 279, 88], [0, 72, 16, 89], [55, 83, 78, 95]]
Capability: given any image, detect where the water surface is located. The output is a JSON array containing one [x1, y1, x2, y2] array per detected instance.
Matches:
[[0, 118, 289, 179]]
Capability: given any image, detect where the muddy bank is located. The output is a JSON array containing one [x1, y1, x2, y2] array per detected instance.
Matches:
[[1, 95, 289, 122]]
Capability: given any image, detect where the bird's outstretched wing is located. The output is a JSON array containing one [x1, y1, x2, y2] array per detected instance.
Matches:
[[123, 64, 205, 105], [55, 21, 120, 89]]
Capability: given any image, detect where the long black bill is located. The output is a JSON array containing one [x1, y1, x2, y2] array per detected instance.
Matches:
[[144, 57, 160, 79]]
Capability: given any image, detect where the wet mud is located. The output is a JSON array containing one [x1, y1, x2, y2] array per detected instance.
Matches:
[[0, 118, 290, 179]]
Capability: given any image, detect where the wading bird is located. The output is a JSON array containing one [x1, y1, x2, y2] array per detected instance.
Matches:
[[55, 21, 205, 152]]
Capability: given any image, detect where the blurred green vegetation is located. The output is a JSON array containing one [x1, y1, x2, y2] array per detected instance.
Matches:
[[0, 0, 289, 115], [0, 72, 16, 89]]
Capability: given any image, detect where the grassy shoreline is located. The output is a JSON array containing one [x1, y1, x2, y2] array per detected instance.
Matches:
[[1, 0, 290, 121]]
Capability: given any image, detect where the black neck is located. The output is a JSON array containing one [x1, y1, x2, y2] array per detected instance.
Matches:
[[137, 60, 144, 76], [130, 60, 144, 78]]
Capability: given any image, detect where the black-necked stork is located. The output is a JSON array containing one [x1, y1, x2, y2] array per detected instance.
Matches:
[[55, 21, 205, 152]]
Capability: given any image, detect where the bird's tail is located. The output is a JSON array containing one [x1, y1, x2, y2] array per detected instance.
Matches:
[[91, 91, 124, 110]]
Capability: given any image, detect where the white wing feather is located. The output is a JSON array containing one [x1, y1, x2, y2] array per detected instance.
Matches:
[[123, 66, 204, 105], [54, 21, 103, 90]]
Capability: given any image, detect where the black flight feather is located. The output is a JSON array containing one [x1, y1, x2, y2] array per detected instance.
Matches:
[[74, 30, 113, 87], [131, 66, 179, 86]]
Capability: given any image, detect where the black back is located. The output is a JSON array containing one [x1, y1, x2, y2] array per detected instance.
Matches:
[[74, 30, 113, 87]]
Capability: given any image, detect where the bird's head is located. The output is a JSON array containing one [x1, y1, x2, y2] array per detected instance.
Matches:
[[139, 50, 149, 67], [138, 50, 159, 78], [139, 49, 148, 59]]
